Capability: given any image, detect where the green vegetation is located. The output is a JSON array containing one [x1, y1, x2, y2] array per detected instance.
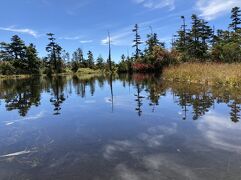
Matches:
[[0, 7, 240, 78], [163, 63, 241, 87], [117, 7, 241, 72], [76, 68, 101, 75]]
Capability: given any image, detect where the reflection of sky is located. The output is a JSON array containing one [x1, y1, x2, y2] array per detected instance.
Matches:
[[198, 111, 241, 153], [0, 78, 241, 179]]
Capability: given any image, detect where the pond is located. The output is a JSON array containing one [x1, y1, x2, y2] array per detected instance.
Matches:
[[0, 74, 241, 180]]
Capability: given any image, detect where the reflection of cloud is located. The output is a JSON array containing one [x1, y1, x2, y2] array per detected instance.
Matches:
[[104, 96, 134, 108], [139, 124, 177, 147], [103, 124, 177, 158], [84, 100, 96, 104], [198, 112, 241, 153], [102, 123, 202, 179], [113, 154, 198, 180], [103, 140, 135, 160], [4, 111, 45, 126]]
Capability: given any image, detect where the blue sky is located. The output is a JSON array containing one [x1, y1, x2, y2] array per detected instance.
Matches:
[[0, 0, 240, 62]]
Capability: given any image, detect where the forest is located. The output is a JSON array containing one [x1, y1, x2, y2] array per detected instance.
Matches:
[[0, 7, 240, 76]]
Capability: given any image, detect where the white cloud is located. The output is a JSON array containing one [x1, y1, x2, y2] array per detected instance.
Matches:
[[133, 0, 175, 10], [101, 30, 133, 46], [196, 0, 241, 20], [80, 40, 93, 43], [59, 36, 82, 40], [0, 26, 38, 38]]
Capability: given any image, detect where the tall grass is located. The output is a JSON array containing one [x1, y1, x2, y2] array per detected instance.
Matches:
[[76, 68, 101, 75], [163, 63, 241, 87]]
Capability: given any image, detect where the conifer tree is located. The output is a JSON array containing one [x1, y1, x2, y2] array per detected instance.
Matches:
[[229, 7, 241, 32], [25, 43, 40, 74], [132, 24, 142, 59], [87, 51, 95, 69], [46, 33, 63, 73]]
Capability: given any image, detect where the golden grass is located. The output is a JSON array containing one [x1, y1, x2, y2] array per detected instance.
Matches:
[[0, 74, 32, 80], [163, 63, 241, 87], [76, 68, 102, 75]]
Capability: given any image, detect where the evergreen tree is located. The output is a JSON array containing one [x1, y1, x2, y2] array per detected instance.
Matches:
[[229, 7, 241, 32], [187, 15, 204, 59], [145, 33, 164, 55], [71, 48, 85, 72], [174, 16, 188, 53], [132, 24, 142, 59], [46, 33, 63, 73], [9, 35, 26, 61], [87, 51, 95, 69], [200, 19, 212, 57], [25, 43, 40, 74], [96, 55, 105, 69]]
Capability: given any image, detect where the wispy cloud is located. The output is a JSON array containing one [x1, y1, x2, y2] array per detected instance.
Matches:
[[59, 36, 83, 40], [65, 1, 91, 15], [59, 36, 93, 43], [0, 26, 38, 38], [196, 0, 241, 20], [80, 40, 93, 44], [133, 0, 175, 10], [100, 17, 171, 46], [101, 30, 133, 46]]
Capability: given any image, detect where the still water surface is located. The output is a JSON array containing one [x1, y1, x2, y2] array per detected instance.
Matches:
[[0, 74, 241, 180]]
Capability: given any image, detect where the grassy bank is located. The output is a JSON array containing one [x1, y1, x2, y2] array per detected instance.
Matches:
[[163, 63, 241, 87], [75, 68, 102, 75], [0, 68, 103, 79], [0, 74, 33, 80]]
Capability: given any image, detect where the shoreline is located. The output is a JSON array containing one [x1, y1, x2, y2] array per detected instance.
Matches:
[[1, 63, 241, 88]]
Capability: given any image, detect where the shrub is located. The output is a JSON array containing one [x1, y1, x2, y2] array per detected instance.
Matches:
[[0, 61, 15, 75]]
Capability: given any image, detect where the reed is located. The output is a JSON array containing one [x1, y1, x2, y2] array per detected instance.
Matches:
[[163, 63, 241, 87]]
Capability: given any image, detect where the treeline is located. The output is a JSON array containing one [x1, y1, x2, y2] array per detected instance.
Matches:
[[118, 7, 241, 72], [0, 7, 240, 75], [0, 33, 108, 75]]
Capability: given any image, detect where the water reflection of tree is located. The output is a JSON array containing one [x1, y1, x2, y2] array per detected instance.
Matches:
[[1, 78, 41, 116], [72, 75, 96, 97], [1, 74, 241, 122], [108, 75, 114, 112], [229, 101, 241, 123], [49, 76, 66, 115], [129, 74, 241, 122], [135, 83, 145, 116]]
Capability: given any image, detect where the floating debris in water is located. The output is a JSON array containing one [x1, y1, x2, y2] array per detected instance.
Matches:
[[0, 150, 36, 158], [3, 111, 45, 126]]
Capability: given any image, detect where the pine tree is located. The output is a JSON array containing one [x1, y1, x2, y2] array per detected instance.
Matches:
[[46, 33, 63, 73], [71, 48, 85, 71], [96, 55, 105, 69], [229, 7, 241, 32], [25, 43, 40, 74], [200, 19, 212, 57], [132, 24, 142, 59], [187, 15, 204, 59], [175, 16, 188, 52], [87, 51, 95, 69], [145, 33, 164, 55], [9, 35, 26, 61]]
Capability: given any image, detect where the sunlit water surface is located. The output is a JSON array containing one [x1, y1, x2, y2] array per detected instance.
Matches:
[[0, 74, 241, 180]]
